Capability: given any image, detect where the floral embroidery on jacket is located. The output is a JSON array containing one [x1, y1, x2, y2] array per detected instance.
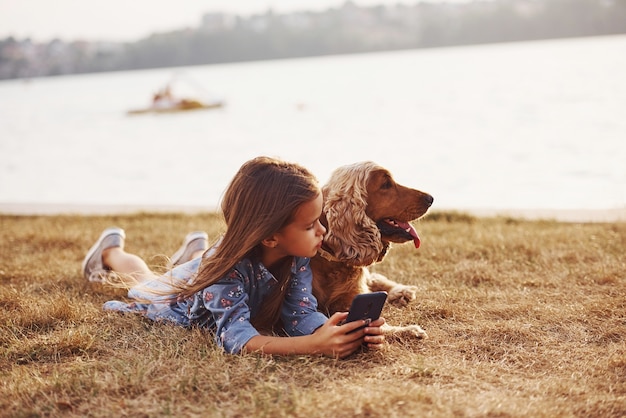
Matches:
[[103, 255, 328, 354]]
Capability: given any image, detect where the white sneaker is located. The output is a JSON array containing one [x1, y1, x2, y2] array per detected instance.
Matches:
[[82, 227, 125, 282], [169, 231, 209, 267]]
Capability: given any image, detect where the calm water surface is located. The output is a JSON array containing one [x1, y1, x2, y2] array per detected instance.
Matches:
[[1, 35, 625, 211]]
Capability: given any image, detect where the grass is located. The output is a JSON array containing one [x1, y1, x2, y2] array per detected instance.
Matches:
[[1, 211, 625, 417]]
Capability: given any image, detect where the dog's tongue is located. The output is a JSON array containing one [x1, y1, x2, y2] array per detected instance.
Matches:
[[397, 221, 421, 248]]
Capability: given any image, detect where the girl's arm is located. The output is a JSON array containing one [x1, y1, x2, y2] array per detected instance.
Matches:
[[244, 312, 385, 358]]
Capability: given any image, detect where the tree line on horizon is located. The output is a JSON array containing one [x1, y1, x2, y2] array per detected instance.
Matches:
[[1, 0, 625, 80]]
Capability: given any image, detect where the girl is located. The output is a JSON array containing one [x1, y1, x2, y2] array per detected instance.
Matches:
[[83, 156, 385, 358]]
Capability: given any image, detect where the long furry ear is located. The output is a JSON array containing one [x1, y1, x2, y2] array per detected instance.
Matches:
[[323, 163, 383, 266]]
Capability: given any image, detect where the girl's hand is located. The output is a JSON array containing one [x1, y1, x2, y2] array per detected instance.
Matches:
[[363, 317, 386, 349], [243, 313, 384, 357], [312, 312, 369, 358]]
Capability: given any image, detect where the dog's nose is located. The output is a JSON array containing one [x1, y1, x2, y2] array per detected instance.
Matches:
[[424, 194, 434, 207]]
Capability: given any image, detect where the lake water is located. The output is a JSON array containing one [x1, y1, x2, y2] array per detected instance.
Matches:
[[1, 35, 625, 213]]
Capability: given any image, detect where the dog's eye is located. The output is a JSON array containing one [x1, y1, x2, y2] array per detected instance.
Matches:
[[381, 179, 392, 189]]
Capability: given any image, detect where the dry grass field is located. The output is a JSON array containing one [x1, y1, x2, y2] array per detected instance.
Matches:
[[1, 211, 625, 417]]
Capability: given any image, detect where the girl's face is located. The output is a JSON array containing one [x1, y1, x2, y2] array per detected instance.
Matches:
[[272, 193, 326, 259]]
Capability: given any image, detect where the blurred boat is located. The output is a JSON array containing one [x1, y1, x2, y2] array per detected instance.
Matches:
[[127, 99, 224, 115], [127, 75, 225, 115]]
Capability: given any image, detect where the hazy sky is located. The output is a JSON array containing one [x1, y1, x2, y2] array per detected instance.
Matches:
[[0, 0, 422, 42]]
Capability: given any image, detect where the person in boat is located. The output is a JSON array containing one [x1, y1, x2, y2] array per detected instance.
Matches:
[[152, 84, 177, 109]]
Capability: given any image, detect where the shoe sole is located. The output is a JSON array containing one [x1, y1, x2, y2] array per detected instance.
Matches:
[[82, 227, 126, 280]]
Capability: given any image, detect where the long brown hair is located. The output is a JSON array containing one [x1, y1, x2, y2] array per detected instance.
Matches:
[[177, 156, 320, 331]]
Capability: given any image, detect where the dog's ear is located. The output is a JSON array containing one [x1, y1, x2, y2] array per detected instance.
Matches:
[[323, 168, 384, 266]]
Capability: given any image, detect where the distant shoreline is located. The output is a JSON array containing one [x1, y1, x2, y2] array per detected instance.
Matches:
[[1, 202, 625, 223]]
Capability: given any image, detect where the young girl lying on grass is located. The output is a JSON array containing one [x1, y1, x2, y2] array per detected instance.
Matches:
[[82, 156, 385, 357]]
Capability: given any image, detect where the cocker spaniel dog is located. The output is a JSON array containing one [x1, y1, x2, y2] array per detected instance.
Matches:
[[311, 162, 433, 338]]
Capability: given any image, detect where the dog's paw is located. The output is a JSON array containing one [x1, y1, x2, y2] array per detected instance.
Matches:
[[387, 285, 418, 307], [383, 324, 428, 340], [404, 324, 428, 339]]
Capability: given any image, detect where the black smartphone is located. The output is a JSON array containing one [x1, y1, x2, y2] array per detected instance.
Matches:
[[344, 291, 387, 333]]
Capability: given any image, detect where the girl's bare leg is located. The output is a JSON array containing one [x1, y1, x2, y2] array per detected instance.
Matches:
[[102, 247, 159, 283], [83, 227, 208, 284]]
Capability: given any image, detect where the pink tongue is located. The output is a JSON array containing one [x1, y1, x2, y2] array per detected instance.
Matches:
[[396, 221, 421, 248]]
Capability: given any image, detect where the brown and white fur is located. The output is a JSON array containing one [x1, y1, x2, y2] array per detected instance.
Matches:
[[311, 162, 433, 338]]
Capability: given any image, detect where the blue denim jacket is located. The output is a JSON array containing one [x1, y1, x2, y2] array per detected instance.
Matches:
[[104, 255, 328, 354]]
